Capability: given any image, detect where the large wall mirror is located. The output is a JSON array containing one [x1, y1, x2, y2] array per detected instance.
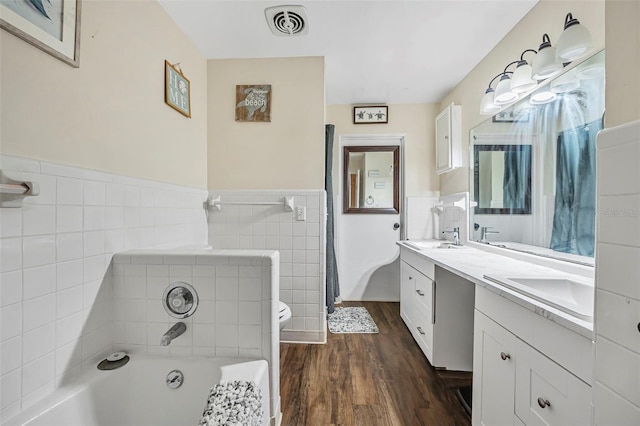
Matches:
[[343, 145, 399, 214], [470, 49, 604, 265]]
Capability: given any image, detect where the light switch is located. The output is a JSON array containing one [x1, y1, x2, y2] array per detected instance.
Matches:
[[295, 206, 306, 221]]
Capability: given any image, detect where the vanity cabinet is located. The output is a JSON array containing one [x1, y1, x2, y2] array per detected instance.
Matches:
[[473, 285, 594, 426], [400, 247, 474, 371], [435, 102, 462, 174]]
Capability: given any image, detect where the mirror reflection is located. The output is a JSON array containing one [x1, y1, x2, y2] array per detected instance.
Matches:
[[343, 145, 399, 214], [470, 50, 604, 263]]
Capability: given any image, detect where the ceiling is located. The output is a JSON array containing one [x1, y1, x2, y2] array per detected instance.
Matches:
[[158, 1, 538, 105]]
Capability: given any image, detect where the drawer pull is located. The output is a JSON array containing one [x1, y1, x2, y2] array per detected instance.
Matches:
[[417, 326, 426, 335], [537, 398, 551, 409], [409, 276, 413, 280], [500, 352, 511, 361], [637, 322, 640, 333], [416, 290, 425, 296]]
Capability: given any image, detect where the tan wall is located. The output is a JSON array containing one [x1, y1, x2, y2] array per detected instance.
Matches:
[[438, 0, 605, 195], [605, 0, 640, 127], [327, 104, 440, 197], [207, 57, 325, 190], [0, 1, 208, 188]]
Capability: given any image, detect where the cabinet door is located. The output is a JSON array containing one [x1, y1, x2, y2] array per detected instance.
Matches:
[[516, 348, 593, 426], [400, 261, 416, 328], [473, 311, 519, 426], [435, 107, 452, 174]]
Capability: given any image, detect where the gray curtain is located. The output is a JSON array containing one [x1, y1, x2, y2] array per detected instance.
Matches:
[[550, 119, 600, 256], [503, 145, 531, 211], [325, 124, 340, 313]]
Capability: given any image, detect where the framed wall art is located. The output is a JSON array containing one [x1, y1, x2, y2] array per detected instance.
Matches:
[[236, 85, 271, 122], [165, 60, 191, 118], [0, 0, 81, 67], [353, 106, 388, 124]]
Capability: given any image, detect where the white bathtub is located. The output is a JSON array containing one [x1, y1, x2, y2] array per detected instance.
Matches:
[[5, 355, 270, 426]]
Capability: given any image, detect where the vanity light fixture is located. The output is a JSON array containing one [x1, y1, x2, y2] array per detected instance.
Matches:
[[510, 49, 538, 94], [556, 13, 592, 62], [529, 89, 557, 105], [494, 63, 520, 105], [531, 34, 563, 80], [480, 73, 506, 115]]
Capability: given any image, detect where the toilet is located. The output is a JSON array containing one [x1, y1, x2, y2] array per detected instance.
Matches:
[[278, 301, 292, 331]]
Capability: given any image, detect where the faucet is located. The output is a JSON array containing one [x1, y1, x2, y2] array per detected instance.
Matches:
[[160, 322, 186, 346], [442, 227, 461, 246], [480, 226, 500, 243]]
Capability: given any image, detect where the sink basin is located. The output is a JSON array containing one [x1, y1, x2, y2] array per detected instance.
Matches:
[[483, 275, 594, 321], [404, 241, 468, 250]]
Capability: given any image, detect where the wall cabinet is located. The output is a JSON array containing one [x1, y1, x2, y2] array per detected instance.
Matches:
[[435, 102, 462, 174], [473, 286, 594, 426], [399, 247, 474, 371]]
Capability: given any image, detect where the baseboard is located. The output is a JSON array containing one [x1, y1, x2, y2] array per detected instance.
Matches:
[[280, 329, 327, 344]]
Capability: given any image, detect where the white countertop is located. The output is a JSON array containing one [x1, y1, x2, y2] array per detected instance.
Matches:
[[397, 240, 594, 339]]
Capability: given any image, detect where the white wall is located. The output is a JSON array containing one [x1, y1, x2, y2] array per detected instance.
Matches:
[[0, 0, 208, 189]]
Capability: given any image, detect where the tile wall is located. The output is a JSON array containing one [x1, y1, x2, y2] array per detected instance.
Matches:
[[110, 249, 280, 419], [0, 155, 208, 421], [207, 190, 327, 343]]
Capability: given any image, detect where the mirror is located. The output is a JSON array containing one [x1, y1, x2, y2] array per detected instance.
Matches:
[[343, 145, 399, 214], [474, 144, 532, 214], [470, 50, 605, 264]]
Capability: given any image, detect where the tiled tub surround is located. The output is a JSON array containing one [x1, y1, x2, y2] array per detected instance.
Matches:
[[111, 249, 280, 424], [0, 155, 208, 422], [207, 190, 327, 343]]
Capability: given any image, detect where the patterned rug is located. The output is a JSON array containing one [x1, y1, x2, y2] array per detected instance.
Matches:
[[327, 307, 379, 334]]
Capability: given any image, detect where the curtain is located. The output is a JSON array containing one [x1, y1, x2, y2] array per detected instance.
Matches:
[[550, 119, 601, 256], [325, 124, 340, 313], [503, 145, 531, 211]]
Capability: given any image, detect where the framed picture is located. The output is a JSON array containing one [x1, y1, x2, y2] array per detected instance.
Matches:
[[353, 106, 388, 124], [492, 109, 530, 123], [165, 61, 191, 118], [0, 0, 81, 67], [236, 85, 271, 122]]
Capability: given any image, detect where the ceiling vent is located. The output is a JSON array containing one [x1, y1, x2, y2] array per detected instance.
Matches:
[[264, 5, 309, 36]]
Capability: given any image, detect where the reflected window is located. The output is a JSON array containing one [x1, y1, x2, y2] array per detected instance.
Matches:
[[343, 145, 399, 214]]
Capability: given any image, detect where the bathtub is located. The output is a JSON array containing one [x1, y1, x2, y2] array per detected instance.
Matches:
[[5, 355, 270, 426]]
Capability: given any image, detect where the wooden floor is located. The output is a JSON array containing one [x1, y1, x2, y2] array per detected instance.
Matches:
[[280, 301, 472, 426]]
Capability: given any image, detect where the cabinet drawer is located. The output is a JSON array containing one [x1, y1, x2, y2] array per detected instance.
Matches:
[[412, 307, 433, 361], [596, 289, 640, 353], [518, 348, 592, 426], [414, 273, 434, 314], [400, 249, 435, 279], [595, 336, 640, 406], [595, 382, 640, 426]]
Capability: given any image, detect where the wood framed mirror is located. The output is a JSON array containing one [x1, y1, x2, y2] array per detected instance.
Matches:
[[343, 145, 399, 214]]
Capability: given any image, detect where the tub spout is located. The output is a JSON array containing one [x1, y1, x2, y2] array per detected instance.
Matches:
[[160, 322, 186, 346]]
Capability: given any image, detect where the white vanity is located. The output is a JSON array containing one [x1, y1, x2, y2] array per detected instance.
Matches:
[[397, 241, 595, 426]]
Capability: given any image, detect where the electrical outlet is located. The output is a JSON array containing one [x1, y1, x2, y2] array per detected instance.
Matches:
[[295, 206, 306, 221]]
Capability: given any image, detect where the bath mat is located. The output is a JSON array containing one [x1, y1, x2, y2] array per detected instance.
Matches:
[[327, 307, 379, 334]]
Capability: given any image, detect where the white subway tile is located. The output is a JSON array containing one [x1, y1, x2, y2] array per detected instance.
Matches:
[[0, 369, 21, 410], [0, 208, 22, 238], [82, 325, 109, 360], [83, 280, 103, 309], [124, 322, 147, 345], [239, 301, 261, 325], [0, 237, 22, 273], [192, 277, 215, 300], [56, 259, 83, 290], [55, 205, 83, 233], [105, 183, 125, 206], [23, 235, 55, 268], [23, 173, 56, 206], [0, 336, 21, 375], [55, 339, 82, 376], [83, 206, 106, 231], [598, 195, 640, 246], [105, 206, 124, 229], [215, 300, 238, 324], [216, 277, 239, 301], [84, 255, 106, 283], [0, 304, 22, 341], [597, 243, 640, 300], [56, 286, 83, 319], [598, 141, 640, 196], [193, 324, 216, 347], [215, 324, 238, 347], [238, 325, 261, 349], [83, 181, 106, 206], [192, 301, 215, 324], [105, 229, 124, 253], [0, 271, 22, 307], [56, 232, 83, 262], [22, 264, 55, 301], [22, 323, 55, 364], [57, 178, 83, 205], [83, 231, 105, 257], [115, 299, 146, 322], [124, 275, 146, 299]]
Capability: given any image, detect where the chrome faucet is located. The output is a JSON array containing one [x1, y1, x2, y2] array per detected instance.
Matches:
[[160, 322, 186, 346], [442, 227, 461, 246], [480, 226, 500, 243]]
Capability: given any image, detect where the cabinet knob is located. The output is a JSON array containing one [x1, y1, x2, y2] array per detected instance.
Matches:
[[416, 290, 425, 296], [417, 326, 426, 335], [409, 276, 413, 280], [537, 397, 551, 409], [637, 322, 640, 333], [500, 352, 511, 361]]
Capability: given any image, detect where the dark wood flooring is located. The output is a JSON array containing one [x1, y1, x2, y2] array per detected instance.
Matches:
[[280, 301, 472, 426]]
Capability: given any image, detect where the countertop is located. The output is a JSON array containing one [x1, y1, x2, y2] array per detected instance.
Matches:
[[397, 240, 594, 339]]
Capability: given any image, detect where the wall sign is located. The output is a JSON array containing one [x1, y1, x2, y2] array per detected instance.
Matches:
[[353, 105, 388, 124], [164, 60, 191, 118], [236, 85, 271, 122]]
